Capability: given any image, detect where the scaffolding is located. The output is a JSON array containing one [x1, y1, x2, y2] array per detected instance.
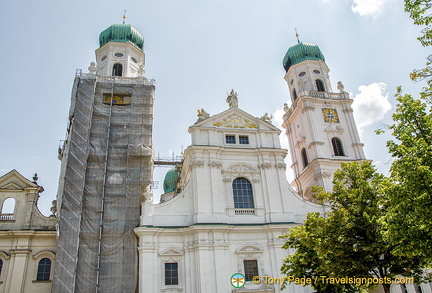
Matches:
[[53, 73, 154, 293]]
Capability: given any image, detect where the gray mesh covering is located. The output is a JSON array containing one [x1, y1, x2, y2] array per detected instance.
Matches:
[[53, 74, 154, 293]]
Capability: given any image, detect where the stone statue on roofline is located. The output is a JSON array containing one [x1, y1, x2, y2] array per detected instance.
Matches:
[[261, 113, 273, 123], [226, 89, 239, 108], [196, 108, 210, 123]]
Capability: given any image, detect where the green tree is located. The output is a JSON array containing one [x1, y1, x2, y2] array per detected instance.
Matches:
[[382, 89, 432, 263], [405, 0, 432, 96], [281, 162, 425, 293], [404, 0, 431, 47]]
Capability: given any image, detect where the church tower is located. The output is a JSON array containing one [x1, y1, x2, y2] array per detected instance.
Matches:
[[52, 22, 154, 293], [281, 41, 366, 201]]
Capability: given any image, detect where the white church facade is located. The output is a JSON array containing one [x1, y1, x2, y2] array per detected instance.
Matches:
[[0, 21, 430, 293], [136, 90, 324, 293]]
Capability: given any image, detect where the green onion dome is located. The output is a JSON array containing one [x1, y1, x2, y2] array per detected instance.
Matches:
[[163, 168, 180, 194], [283, 42, 325, 72], [99, 24, 144, 51]]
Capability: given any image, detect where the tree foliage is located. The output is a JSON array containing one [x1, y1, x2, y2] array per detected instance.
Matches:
[[405, 0, 432, 95], [382, 89, 432, 261], [281, 162, 426, 293]]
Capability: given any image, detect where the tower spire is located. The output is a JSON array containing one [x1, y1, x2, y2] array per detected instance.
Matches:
[[295, 28, 300, 43], [123, 9, 127, 24]]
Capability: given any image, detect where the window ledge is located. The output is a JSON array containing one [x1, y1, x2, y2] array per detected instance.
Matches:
[[32, 280, 52, 283]]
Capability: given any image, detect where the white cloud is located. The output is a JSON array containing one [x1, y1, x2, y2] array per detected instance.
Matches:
[[351, 0, 388, 17], [352, 82, 392, 131], [273, 106, 286, 130]]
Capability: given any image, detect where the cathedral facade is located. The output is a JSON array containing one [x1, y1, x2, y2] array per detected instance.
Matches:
[[0, 22, 429, 293]]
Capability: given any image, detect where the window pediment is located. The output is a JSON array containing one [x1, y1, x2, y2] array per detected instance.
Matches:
[[159, 249, 183, 257], [236, 245, 263, 254]]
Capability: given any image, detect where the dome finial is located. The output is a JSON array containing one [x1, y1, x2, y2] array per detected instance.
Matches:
[[123, 9, 127, 24], [295, 28, 300, 44]]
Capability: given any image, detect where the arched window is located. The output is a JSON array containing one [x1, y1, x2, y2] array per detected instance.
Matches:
[[301, 148, 308, 168], [292, 88, 298, 101], [112, 63, 123, 76], [36, 258, 51, 281], [0, 259, 3, 277], [331, 137, 345, 156], [316, 79, 325, 92], [233, 178, 254, 209], [1, 198, 15, 214]]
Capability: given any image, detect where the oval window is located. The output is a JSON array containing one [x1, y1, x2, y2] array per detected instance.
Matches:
[[290, 79, 294, 85], [298, 72, 306, 77], [131, 57, 138, 63], [114, 53, 124, 57], [101, 55, 107, 61], [313, 70, 321, 74]]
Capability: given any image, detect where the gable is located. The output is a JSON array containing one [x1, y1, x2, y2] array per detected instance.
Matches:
[[192, 107, 280, 132], [0, 170, 38, 191]]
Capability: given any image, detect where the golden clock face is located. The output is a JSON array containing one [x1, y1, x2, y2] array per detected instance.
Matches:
[[322, 108, 339, 123]]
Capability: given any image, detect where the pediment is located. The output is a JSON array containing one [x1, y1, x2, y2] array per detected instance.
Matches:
[[159, 248, 183, 256], [236, 245, 263, 254], [0, 170, 38, 190], [192, 107, 280, 132]]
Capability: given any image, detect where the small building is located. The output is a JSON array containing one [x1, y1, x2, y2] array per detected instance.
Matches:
[[0, 170, 56, 293]]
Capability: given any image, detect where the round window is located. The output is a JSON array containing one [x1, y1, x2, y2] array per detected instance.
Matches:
[[313, 70, 321, 74], [114, 53, 124, 57], [101, 55, 107, 61], [131, 57, 138, 63], [298, 72, 306, 77]]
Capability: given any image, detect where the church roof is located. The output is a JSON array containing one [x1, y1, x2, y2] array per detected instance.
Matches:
[[283, 42, 325, 72], [99, 24, 144, 51]]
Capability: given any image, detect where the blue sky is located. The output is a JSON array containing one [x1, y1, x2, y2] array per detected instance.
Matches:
[[0, 0, 429, 215]]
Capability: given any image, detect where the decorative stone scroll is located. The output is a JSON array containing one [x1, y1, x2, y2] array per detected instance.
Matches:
[[208, 161, 222, 168], [222, 163, 261, 183], [191, 160, 204, 168]]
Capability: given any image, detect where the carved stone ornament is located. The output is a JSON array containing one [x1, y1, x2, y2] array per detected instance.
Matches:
[[302, 101, 315, 112], [298, 78, 307, 89], [223, 176, 232, 183], [191, 160, 204, 167], [208, 161, 222, 168], [324, 124, 345, 134], [343, 105, 354, 113], [213, 113, 259, 129], [258, 163, 272, 170], [223, 163, 260, 174], [295, 136, 306, 149], [275, 163, 286, 170], [314, 171, 331, 181]]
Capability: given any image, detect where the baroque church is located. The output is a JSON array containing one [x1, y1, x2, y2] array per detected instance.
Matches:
[[0, 22, 429, 293]]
